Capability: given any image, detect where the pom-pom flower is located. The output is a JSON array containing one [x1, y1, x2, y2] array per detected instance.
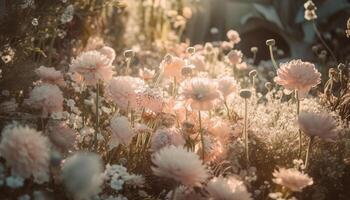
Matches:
[[0, 125, 50, 184], [109, 115, 136, 149], [35, 66, 66, 86], [47, 121, 77, 153], [62, 152, 104, 200], [160, 55, 185, 82], [152, 146, 208, 187], [151, 127, 185, 152], [107, 76, 146, 111], [274, 60, 321, 98], [217, 76, 237, 98], [298, 111, 338, 141], [70, 50, 114, 85], [227, 50, 243, 65], [98, 46, 116, 65], [28, 84, 64, 117], [272, 168, 313, 192], [179, 77, 221, 111], [206, 176, 252, 200], [226, 30, 241, 44]]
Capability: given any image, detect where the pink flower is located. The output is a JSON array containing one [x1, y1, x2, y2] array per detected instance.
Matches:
[[152, 146, 208, 187], [273, 168, 313, 192], [136, 89, 163, 113], [28, 84, 64, 117], [47, 121, 77, 153], [35, 66, 66, 86], [227, 50, 243, 65], [199, 135, 226, 162], [0, 125, 50, 183], [70, 50, 114, 85], [139, 68, 155, 81], [206, 116, 232, 143], [109, 115, 136, 149], [107, 76, 146, 111], [98, 46, 116, 65], [221, 41, 234, 51], [188, 53, 206, 71], [218, 76, 237, 98], [207, 176, 252, 200], [151, 127, 185, 152], [179, 77, 222, 111], [226, 30, 241, 44], [298, 111, 338, 141], [236, 62, 249, 70], [274, 60, 321, 98], [160, 55, 185, 82]]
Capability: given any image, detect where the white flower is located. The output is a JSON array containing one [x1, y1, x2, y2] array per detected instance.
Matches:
[[207, 176, 252, 200], [272, 168, 313, 192], [110, 176, 124, 191], [61, 5, 74, 24], [109, 115, 136, 149], [6, 175, 24, 189]]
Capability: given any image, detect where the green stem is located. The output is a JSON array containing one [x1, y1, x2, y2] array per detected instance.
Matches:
[[304, 136, 314, 169], [244, 98, 249, 168], [198, 110, 205, 160], [312, 20, 337, 63], [268, 45, 278, 70]]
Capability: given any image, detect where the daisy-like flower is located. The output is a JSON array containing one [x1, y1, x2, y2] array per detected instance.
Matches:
[[62, 152, 104, 200], [152, 146, 208, 187], [298, 111, 338, 141], [207, 176, 252, 200], [0, 125, 50, 184], [35, 66, 66, 86], [272, 168, 313, 192], [47, 121, 77, 153], [109, 115, 136, 149], [179, 77, 221, 111], [70, 50, 114, 85], [227, 50, 243, 65], [274, 60, 321, 98], [28, 84, 64, 117], [226, 30, 241, 44], [107, 76, 146, 111], [217, 76, 237, 98], [151, 127, 185, 152], [160, 55, 185, 82]]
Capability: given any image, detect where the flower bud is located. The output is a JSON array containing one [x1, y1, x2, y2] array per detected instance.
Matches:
[[266, 39, 275, 46], [239, 89, 252, 99], [265, 82, 273, 91], [186, 47, 196, 55], [250, 47, 258, 53], [337, 63, 345, 71], [249, 70, 257, 78], [124, 50, 135, 58]]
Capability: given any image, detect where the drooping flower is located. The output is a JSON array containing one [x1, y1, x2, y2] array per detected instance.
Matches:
[[109, 115, 136, 149], [0, 125, 50, 184], [152, 146, 208, 187], [62, 152, 104, 200], [206, 176, 252, 200], [35, 66, 66, 86], [298, 111, 338, 141], [98, 46, 116, 65], [151, 127, 185, 152], [47, 121, 77, 153], [160, 55, 185, 82], [226, 30, 241, 44], [70, 50, 114, 85], [107, 76, 146, 111], [272, 168, 313, 192], [217, 76, 237, 98], [274, 60, 321, 98], [227, 50, 243, 65], [28, 84, 64, 117], [179, 77, 221, 111]]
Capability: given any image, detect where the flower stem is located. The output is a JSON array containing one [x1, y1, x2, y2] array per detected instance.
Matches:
[[296, 91, 302, 158], [304, 136, 314, 169], [244, 98, 249, 168], [268, 45, 278, 71], [173, 76, 177, 97], [170, 185, 178, 200], [94, 82, 100, 151], [224, 100, 231, 120], [198, 110, 205, 160], [312, 20, 337, 63]]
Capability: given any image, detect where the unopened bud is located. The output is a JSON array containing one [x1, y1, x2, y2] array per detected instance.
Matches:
[[124, 50, 134, 58], [239, 89, 252, 99], [249, 70, 258, 78], [266, 39, 275, 46]]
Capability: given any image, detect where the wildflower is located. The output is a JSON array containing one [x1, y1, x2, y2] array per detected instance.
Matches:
[[217, 76, 237, 98], [304, 0, 317, 21], [179, 77, 221, 111], [199, 135, 226, 162], [160, 55, 185, 82], [151, 127, 185, 151], [207, 176, 252, 200], [227, 50, 243, 65], [139, 68, 155, 81], [70, 50, 114, 85], [206, 117, 232, 143], [109, 115, 136, 149], [274, 60, 321, 98], [35, 66, 66, 86], [5, 175, 24, 189], [226, 30, 241, 44], [62, 152, 104, 200], [272, 168, 313, 192], [28, 84, 64, 117], [152, 146, 208, 187], [0, 125, 50, 183], [136, 88, 163, 113], [47, 121, 77, 153], [107, 76, 146, 111], [98, 46, 116, 65], [61, 5, 74, 24], [298, 111, 338, 141], [188, 53, 206, 71]]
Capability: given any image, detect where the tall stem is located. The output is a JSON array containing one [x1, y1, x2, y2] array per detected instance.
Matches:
[[268, 45, 278, 71], [173, 76, 177, 97], [304, 136, 314, 169], [94, 82, 100, 151], [244, 98, 249, 168], [198, 110, 205, 160], [224, 100, 231, 120], [296, 90, 302, 158], [312, 20, 337, 63]]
